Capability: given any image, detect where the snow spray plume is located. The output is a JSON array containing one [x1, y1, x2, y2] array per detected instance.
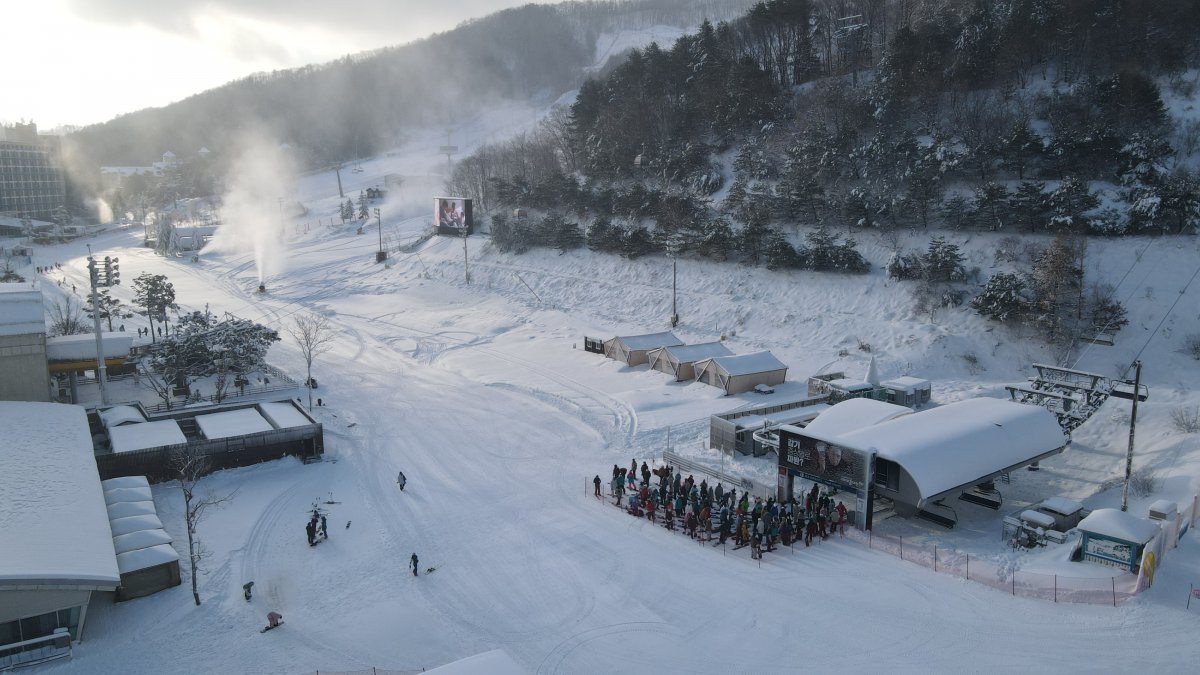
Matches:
[[211, 133, 297, 283]]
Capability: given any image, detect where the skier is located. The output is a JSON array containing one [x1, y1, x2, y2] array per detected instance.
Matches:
[[410, 553, 419, 577], [593, 475, 601, 497], [397, 471, 407, 491], [306, 519, 316, 546]]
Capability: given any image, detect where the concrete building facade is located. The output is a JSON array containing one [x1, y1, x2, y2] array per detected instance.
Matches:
[[0, 124, 65, 221]]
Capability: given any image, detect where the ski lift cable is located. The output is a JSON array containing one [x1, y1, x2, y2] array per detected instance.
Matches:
[[1122, 259, 1200, 380], [1068, 238, 1156, 371]]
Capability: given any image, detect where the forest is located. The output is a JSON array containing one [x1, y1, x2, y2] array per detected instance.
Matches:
[[444, 0, 1200, 354]]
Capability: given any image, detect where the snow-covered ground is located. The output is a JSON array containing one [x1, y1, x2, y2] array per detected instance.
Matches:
[[10, 69, 1200, 668]]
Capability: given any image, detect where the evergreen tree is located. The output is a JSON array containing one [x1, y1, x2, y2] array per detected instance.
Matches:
[[697, 219, 736, 262], [972, 182, 1009, 231], [84, 289, 134, 332], [971, 272, 1028, 323], [358, 191, 369, 219], [1009, 181, 1049, 233], [132, 272, 178, 343], [585, 217, 624, 253]]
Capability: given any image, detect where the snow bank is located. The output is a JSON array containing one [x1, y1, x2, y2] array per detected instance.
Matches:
[[0, 283, 44, 335], [425, 649, 527, 675]]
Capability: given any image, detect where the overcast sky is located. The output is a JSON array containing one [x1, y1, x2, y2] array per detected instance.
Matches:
[[1, 0, 540, 131]]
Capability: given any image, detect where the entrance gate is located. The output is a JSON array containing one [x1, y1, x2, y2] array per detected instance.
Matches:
[[777, 426, 875, 530]]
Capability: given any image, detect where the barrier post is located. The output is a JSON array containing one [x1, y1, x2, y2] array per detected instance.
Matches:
[[1054, 575, 1057, 603], [966, 556, 970, 580], [934, 546, 938, 572], [899, 536, 903, 560], [1012, 571, 1016, 596], [1112, 577, 1117, 607]]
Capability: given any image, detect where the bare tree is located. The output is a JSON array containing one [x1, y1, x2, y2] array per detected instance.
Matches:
[[48, 296, 90, 335], [288, 313, 335, 410], [171, 445, 235, 606]]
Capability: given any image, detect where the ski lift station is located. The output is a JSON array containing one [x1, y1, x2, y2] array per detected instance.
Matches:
[[773, 397, 1069, 529]]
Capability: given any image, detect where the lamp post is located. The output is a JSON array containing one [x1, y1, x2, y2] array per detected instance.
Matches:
[[374, 208, 386, 262]]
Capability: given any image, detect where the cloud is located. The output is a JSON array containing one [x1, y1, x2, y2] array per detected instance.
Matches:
[[67, 0, 536, 46]]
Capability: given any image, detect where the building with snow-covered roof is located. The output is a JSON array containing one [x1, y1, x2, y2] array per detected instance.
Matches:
[[646, 341, 732, 381], [776, 398, 1069, 529], [45, 333, 134, 376], [603, 332, 683, 366], [101, 476, 180, 602], [1077, 508, 1159, 573], [693, 351, 787, 395], [0, 402, 119, 667], [0, 283, 51, 402], [800, 398, 913, 438], [880, 376, 932, 408], [93, 400, 324, 482]]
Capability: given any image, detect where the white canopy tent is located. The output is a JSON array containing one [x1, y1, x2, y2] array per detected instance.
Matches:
[[646, 342, 732, 380]]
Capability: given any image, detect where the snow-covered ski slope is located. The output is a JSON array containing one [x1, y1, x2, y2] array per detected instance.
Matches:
[[31, 45, 1200, 674], [31, 142, 1200, 674]]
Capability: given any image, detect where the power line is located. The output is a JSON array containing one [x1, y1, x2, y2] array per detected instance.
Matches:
[[1123, 259, 1200, 379]]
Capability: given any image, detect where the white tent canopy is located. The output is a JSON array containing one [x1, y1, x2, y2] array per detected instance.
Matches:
[[194, 408, 274, 439], [100, 405, 146, 429], [109, 420, 187, 454], [694, 351, 788, 395]]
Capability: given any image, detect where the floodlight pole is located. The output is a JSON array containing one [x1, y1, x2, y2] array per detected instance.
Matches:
[[374, 208, 386, 262], [86, 244, 110, 406], [1120, 360, 1142, 512]]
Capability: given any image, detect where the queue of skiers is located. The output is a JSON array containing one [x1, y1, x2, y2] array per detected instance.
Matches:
[[603, 461, 848, 560]]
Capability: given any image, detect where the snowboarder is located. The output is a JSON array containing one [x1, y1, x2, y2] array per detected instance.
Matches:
[[410, 553, 419, 576], [243, 582, 254, 601], [593, 475, 602, 497], [266, 611, 283, 629], [306, 520, 317, 546], [397, 471, 407, 491], [319, 515, 328, 539]]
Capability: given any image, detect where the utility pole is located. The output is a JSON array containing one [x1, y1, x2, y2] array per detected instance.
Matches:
[[1120, 360, 1143, 512], [671, 259, 678, 327], [462, 228, 470, 284], [375, 208, 386, 262]]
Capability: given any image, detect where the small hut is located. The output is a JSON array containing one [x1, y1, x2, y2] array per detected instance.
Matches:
[[647, 342, 732, 381], [1077, 508, 1159, 573], [693, 351, 787, 395], [603, 332, 683, 366]]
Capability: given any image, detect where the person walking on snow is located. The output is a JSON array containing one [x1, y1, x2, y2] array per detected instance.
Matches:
[[411, 553, 419, 576], [320, 515, 328, 539], [397, 471, 407, 491], [593, 475, 602, 497]]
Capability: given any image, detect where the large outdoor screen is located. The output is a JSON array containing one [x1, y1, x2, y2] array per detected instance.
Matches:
[[434, 197, 472, 235]]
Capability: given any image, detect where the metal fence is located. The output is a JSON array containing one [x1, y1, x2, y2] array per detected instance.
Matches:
[[840, 492, 1198, 605], [662, 450, 772, 498]]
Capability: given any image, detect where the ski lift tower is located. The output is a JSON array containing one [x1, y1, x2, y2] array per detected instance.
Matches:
[[834, 15, 868, 87], [439, 131, 458, 177]]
